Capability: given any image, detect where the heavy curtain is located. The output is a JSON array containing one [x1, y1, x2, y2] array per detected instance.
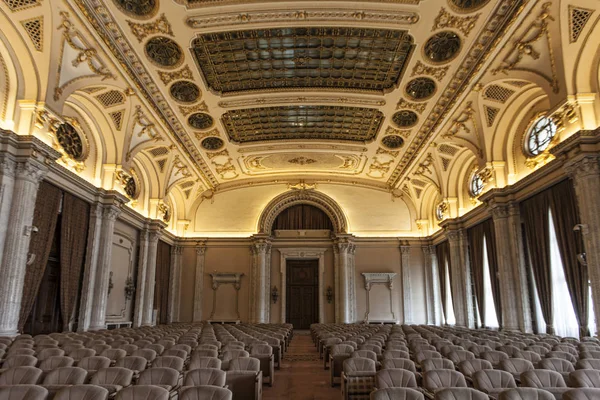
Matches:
[[18, 182, 62, 331], [521, 190, 554, 334], [483, 218, 502, 328], [272, 204, 334, 231], [59, 193, 90, 330], [436, 241, 451, 323], [468, 223, 486, 326], [154, 240, 172, 324], [548, 180, 588, 337]]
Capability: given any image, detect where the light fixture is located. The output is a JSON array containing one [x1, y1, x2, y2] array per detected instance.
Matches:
[[271, 286, 279, 304], [326, 286, 333, 304]]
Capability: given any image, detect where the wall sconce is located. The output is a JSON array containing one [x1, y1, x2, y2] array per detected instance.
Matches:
[[271, 286, 279, 304], [107, 271, 114, 296], [124, 276, 135, 300], [326, 286, 333, 304]]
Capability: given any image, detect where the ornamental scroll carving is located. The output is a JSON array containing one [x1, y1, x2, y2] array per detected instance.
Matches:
[[208, 273, 244, 321], [362, 273, 397, 323]]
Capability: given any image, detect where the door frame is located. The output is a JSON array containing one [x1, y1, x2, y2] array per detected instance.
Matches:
[[279, 248, 327, 324]]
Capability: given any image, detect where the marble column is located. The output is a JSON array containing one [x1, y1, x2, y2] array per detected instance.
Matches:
[[334, 236, 356, 323], [446, 229, 470, 327], [132, 227, 150, 328], [422, 245, 438, 325], [489, 200, 531, 332], [459, 230, 476, 328], [250, 236, 272, 323], [0, 155, 16, 270], [565, 154, 600, 334], [142, 228, 162, 326], [193, 242, 207, 322], [0, 158, 50, 335], [168, 245, 183, 323], [400, 244, 412, 324], [89, 203, 122, 331]]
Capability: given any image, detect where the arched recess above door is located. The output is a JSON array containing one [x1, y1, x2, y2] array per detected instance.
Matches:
[[257, 190, 348, 235]]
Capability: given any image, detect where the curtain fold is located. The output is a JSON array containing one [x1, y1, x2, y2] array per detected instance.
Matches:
[[548, 179, 588, 337], [436, 241, 450, 324], [521, 190, 554, 334], [272, 204, 334, 231], [154, 240, 172, 324], [468, 223, 486, 326], [18, 182, 62, 331], [59, 193, 90, 331], [483, 218, 503, 329]]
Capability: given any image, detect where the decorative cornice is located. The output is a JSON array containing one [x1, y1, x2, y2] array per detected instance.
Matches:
[[218, 96, 385, 109]]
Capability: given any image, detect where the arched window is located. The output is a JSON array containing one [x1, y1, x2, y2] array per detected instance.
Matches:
[[272, 204, 333, 233], [525, 116, 557, 156], [469, 172, 484, 197]]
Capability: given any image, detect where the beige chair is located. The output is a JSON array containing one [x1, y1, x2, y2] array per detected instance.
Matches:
[[422, 358, 454, 372], [382, 359, 418, 374], [192, 350, 218, 359], [0, 385, 48, 400], [120, 345, 138, 356], [54, 384, 109, 400], [539, 358, 575, 382], [188, 357, 221, 371], [580, 351, 600, 360], [481, 351, 509, 368], [144, 345, 164, 356], [548, 351, 578, 364], [330, 344, 354, 387], [183, 368, 226, 388], [472, 369, 517, 398], [469, 345, 493, 357], [576, 359, 600, 370], [37, 348, 65, 361], [497, 346, 521, 358], [515, 351, 542, 365], [458, 359, 494, 381], [342, 358, 376, 400], [422, 370, 467, 397], [115, 356, 148, 375], [41, 367, 87, 397], [0, 355, 37, 372], [132, 349, 157, 364], [370, 388, 424, 400], [78, 356, 112, 375], [570, 369, 600, 388], [225, 370, 262, 400], [564, 388, 600, 399], [101, 349, 127, 364], [69, 349, 96, 362], [415, 351, 442, 365], [0, 366, 42, 385], [435, 388, 488, 400], [162, 349, 187, 360], [229, 357, 260, 372], [179, 386, 232, 400], [520, 369, 570, 398], [115, 385, 168, 400], [152, 356, 184, 372], [90, 367, 134, 397], [500, 359, 535, 382], [447, 351, 475, 365], [375, 369, 417, 389], [498, 388, 555, 400], [39, 356, 75, 373], [6, 348, 35, 357], [250, 345, 274, 387], [383, 351, 410, 360], [137, 368, 179, 398]]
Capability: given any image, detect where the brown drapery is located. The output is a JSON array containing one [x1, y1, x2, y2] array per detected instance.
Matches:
[[18, 182, 62, 331], [483, 218, 502, 329], [272, 204, 334, 232], [521, 190, 554, 334], [59, 193, 89, 331], [436, 241, 451, 324], [154, 240, 172, 324], [548, 179, 588, 337], [468, 223, 486, 327]]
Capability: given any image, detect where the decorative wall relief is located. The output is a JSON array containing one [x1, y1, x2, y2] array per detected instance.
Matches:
[[208, 272, 244, 322], [362, 272, 397, 322]]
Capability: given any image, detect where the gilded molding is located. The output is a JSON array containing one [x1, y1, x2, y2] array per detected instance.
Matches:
[[186, 9, 419, 29], [183, 0, 420, 8], [179, 102, 208, 117], [236, 143, 368, 154], [376, 147, 400, 158], [158, 65, 194, 85], [432, 7, 480, 36], [218, 96, 385, 108], [410, 61, 449, 82], [194, 129, 221, 141], [396, 98, 427, 114], [127, 13, 173, 42]]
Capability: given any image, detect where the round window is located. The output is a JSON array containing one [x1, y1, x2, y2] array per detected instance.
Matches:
[[525, 116, 557, 156], [470, 172, 484, 197]]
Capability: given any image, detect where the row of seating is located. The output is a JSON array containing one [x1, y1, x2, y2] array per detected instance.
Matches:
[[311, 323, 600, 400], [0, 322, 292, 400]]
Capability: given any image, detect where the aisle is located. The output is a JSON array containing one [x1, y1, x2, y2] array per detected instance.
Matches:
[[263, 331, 341, 400]]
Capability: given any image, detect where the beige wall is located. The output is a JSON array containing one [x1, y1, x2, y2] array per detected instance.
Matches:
[[409, 246, 427, 325], [178, 247, 196, 322], [107, 219, 139, 323]]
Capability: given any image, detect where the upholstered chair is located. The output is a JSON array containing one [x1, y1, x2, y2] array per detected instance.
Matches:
[[472, 369, 517, 398], [435, 388, 488, 400], [54, 384, 109, 400], [179, 386, 232, 400], [498, 388, 555, 400], [115, 385, 169, 400], [422, 369, 467, 397], [570, 369, 600, 388], [375, 369, 418, 389], [563, 388, 600, 400], [520, 369, 570, 398], [188, 357, 222, 371], [0, 385, 48, 400], [0, 366, 42, 385], [370, 388, 424, 400], [89, 367, 134, 397], [421, 358, 454, 372], [499, 358, 535, 383]]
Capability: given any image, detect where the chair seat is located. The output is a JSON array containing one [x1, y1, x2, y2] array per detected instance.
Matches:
[[95, 384, 123, 394]]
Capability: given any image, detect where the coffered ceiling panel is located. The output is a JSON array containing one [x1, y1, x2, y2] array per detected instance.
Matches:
[[222, 105, 384, 143], [191, 27, 414, 94]]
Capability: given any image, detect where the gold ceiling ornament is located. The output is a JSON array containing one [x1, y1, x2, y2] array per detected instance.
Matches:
[[387, 0, 524, 188], [172, 154, 193, 178], [491, 2, 559, 93], [194, 128, 221, 141], [367, 159, 394, 179], [432, 7, 480, 36], [157, 201, 171, 222], [38, 112, 88, 172], [158, 65, 194, 85], [446, 101, 476, 135], [414, 153, 435, 176], [218, 96, 386, 108], [236, 143, 368, 154], [377, 147, 400, 158], [206, 148, 229, 160], [385, 127, 412, 138], [127, 13, 173, 42], [551, 101, 578, 132], [133, 105, 162, 141], [288, 156, 317, 166], [568, 6, 594, 43], [185, 9, 419, 29], [396, 98, 427, 114], [288, 181, 317, 191], [20, 16, 44, 51], [410, 61, 449, 82], [179, 102, 208, 117]]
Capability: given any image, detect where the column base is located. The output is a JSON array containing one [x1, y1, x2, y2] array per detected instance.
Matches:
[[88, 324, 107, 331], [0, 329, 19, 337]]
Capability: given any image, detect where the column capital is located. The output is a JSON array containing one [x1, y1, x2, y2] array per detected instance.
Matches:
[[171, 245, 183, 255], [0, 154, 16, 176], [565, 155, 600, 180], [196, 240, 207, 256], [251, 235, 272, 254], [445, 228, 461, 243], [400, 245, 411, 254], [422, 245, 435, 255], [15, 159, 48, 184]]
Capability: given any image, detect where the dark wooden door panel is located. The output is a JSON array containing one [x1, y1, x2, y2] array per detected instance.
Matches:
[[286, 260, 319, 330]]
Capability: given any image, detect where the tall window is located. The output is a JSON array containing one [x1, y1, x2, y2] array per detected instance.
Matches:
[[524, 116, 557, 156], [482, 236, 499, 328], [445, 260, 456, 325], [589, 283, 597, 337]]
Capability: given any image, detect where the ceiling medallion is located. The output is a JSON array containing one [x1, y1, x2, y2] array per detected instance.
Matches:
[[423, 31, 462, 64], [144, 36, 183, 68], [448, 0, 491, 13], [113, 0, 158, 19], [382, 135, 405, 149], [405, 77, 437, 101], [170, 81, 200, 103], [56, 123, 85, 161], [392, 110, 418, 128], [201, 137, 224, 150], [188, 112, 214, 130]]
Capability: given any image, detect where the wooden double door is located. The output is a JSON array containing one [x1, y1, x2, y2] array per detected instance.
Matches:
[[286, 259, 319, 330]]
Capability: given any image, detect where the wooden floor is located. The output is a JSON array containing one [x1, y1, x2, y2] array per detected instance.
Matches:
[[263, 331, 341, 400]]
